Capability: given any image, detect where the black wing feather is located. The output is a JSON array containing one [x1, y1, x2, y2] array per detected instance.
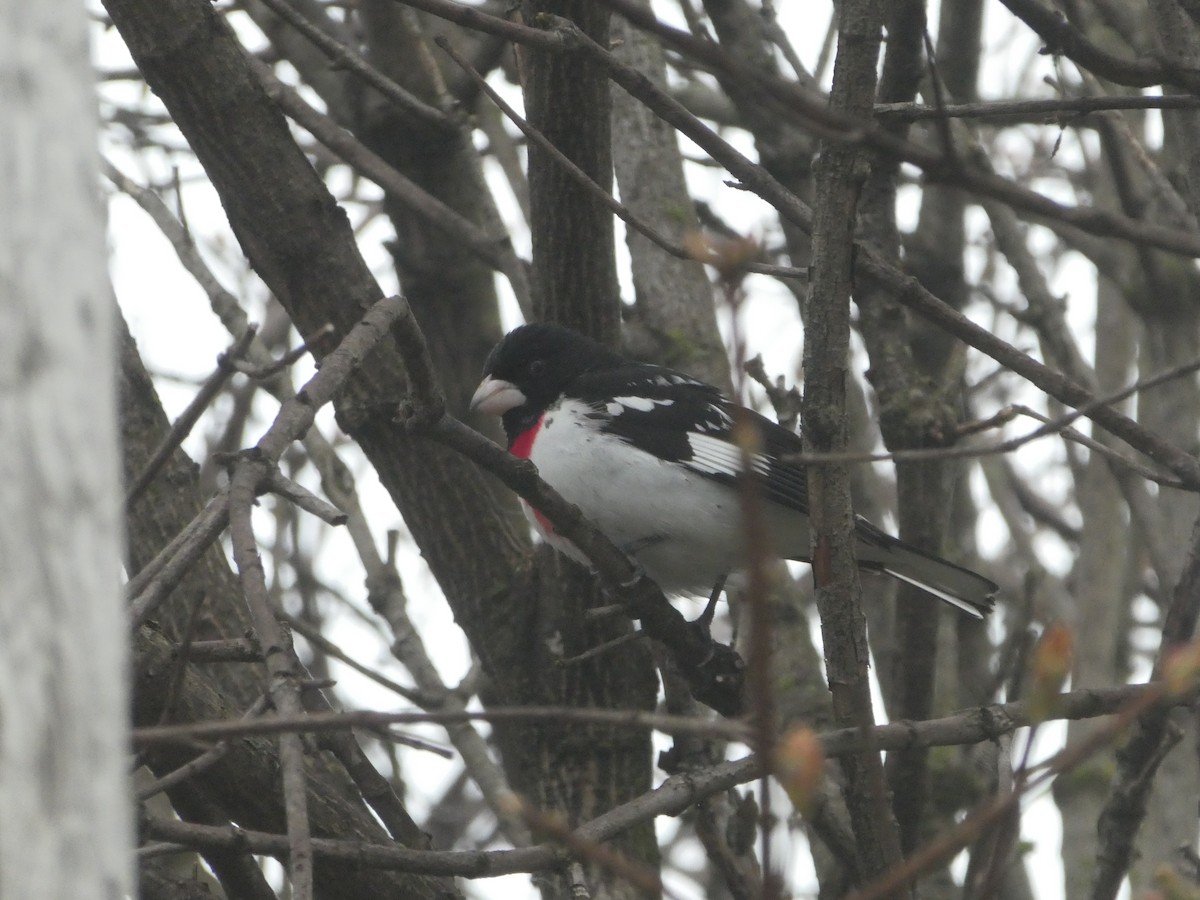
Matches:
[[569, 364, 811, 514]]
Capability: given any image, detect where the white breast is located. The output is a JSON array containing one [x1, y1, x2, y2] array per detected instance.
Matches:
[[524, 400, 807, 593]]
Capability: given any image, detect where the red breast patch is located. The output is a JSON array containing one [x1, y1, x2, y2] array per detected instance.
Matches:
[[510, 416, 554, 534], [509, 415, 543, 460]]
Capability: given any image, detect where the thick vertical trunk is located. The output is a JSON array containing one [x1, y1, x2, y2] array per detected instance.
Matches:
[[0, 3, 132, 895]]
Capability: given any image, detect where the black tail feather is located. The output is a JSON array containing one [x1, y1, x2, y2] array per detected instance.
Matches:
[[854, 527, 997, 618]]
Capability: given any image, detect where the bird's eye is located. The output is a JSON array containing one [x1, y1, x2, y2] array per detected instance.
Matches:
[[529, 359, 547, 377]]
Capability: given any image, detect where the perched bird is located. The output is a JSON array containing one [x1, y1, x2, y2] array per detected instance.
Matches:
[[470, 323, 997, 618]]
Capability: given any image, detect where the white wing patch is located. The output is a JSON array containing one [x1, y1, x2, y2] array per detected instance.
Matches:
[[606, 396, 675, 415], [652, 374, 703, 388], [694, 404, 733, 433], [685, 432, 771, 478]]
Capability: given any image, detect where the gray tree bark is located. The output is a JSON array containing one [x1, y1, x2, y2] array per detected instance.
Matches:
[[0, 2, 133, 896]]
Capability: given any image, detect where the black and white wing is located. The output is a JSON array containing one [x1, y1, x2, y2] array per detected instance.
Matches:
[[569, 364, 811, 514]]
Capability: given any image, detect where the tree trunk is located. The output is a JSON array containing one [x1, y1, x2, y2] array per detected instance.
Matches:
[[0, 3, 132, 895]]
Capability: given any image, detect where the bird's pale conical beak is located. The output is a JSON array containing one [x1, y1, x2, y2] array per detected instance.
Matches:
[[470, 376, 527, 415]]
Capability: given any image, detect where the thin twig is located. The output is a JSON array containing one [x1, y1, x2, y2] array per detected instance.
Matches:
[[556, 631, 647, 667], [103, 158, 270, 355], [283, 613, 430, 705], [182, 638, 262, 663], [137, 695, 272, 801], [595, 0, 1200, 259], [229, 323, 336, 379], [124, 328, 257, 507], [723, 275, 779, 892], [996, 0, 1188, 90], [393, 0, 568, 48], [228, 461, 315, 900], [134, 704, 750, 746], [848, 682, 1176, 900], [130, 683, 1186, 752], [216, 296, 412, 899], [875, 93, 1200, 123], [265, 469, 348, 525], [1092, 513, 1200, 895], [128, 490, 231, 627], [156, 588, 210, 726], [508, 794, 668, 899], [132, 684, 1195, 883], [434, 35, 803, 281], [254, 0, 453, 129], [247, 54, 533, 310], [772, 353, 1200, 491]]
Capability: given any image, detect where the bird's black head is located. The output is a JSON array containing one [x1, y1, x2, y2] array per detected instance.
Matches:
[[470, 324, 624, 440]]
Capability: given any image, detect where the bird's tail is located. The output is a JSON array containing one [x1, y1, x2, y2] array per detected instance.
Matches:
[[854, 528, 997, 618]]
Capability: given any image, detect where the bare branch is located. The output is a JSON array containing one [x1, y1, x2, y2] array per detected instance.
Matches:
[[597, 0, 1200, 259], [875, 94, 1200, 124], [246, 55, 533, 310], [995, 0, 1183, 89], [130, 683, 1189, 755], [1093, 514, 1200, 896], [132, 684, 1195, 885], [254, 0, 453, 129], [512, 7, 1200, 487], [123, 328, 258, 507]]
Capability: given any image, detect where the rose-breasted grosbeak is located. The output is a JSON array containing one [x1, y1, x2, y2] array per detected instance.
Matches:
[[471, 323, 997, 618]]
